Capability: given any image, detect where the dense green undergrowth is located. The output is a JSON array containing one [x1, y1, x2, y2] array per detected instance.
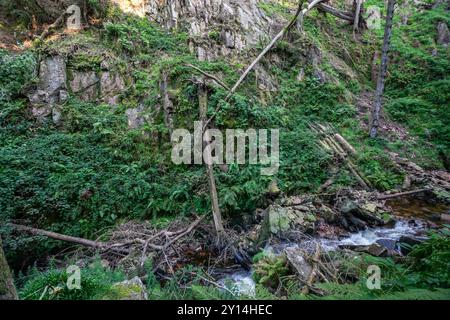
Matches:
[[0, 0, 449, 290]]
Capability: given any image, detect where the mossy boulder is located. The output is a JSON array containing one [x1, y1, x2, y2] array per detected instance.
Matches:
[[102, 277, 148, 300], [266, 204, 315, 236]]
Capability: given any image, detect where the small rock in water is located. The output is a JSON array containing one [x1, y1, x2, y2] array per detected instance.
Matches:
[[376, 238, 398, 251]]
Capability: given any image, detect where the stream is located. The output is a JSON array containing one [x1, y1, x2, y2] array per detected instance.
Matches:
[[218, 196, 450, 297]]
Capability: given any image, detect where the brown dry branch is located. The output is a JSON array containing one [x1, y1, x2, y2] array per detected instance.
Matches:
[[377, 188, 430, 200], [301, 243, 321, 294], [9, 216, 204, 259], [37, 11, 69, 41], [185, 64, 230, 91]]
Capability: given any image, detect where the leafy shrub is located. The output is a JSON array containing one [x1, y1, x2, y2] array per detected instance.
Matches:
[[19, 261, 125, 300], [0, 50, 36, 100]]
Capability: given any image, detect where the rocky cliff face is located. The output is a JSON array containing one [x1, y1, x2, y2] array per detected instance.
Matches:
[[28, 55, 125, 124], [37, 0, 287, 57], [25, 0, 354, 127], [145, 0, 284, 60], [26, 0, 291, 125]]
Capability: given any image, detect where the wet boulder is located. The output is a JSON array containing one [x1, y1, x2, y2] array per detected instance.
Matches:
[[339, 200, 388, 228], [284, 247, 312, 283], [398, 235, 426, 255], [266, 204, 316, 237], [339, 243, 389, 257], [375, 238, 398, 251]]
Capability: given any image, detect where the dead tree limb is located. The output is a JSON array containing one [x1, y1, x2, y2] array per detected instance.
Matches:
[[297, 0, 326, 31], [162, 216, 205, 250], [377, 188, 429, 200], [202, 1, 305, 130], [317, 3, 354, 21], [226, 2, 304, 100], [9, 223, 107, 249], [10, 217, 204, 254], [37, 12, 69, 41], [185, 64, 230, 91]]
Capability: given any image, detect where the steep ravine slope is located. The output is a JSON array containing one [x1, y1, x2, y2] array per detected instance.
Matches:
[[0, 0, 449, 299]]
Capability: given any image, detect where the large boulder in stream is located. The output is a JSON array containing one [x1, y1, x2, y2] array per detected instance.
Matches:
[[265, 204, 316, 237], [339, 199, 393, 230]]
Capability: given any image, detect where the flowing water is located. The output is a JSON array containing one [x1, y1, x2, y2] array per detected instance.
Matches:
[[218, 196, 450, 297]]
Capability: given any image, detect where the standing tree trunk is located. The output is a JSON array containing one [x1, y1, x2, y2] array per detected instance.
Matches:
[[369, 0, 396, 138], [0, 237, 18, 300], [353, 0, 363, 36], [198, 80, 225, 234]]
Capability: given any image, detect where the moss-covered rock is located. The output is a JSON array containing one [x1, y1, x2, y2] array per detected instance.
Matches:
[[102, 277, 148, 300]]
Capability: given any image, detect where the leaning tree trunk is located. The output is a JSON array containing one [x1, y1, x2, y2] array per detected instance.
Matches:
[[369, 0, 396, 138], [0, 237, 18, 300]]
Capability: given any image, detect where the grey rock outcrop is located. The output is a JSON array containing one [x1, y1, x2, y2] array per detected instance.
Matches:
[[28, 56, 68, 122], [69, 70, 99, 101], [437, 22, 450, 47], [146, 0, 278, 60]]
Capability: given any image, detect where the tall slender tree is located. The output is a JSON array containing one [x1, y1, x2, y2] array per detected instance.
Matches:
[[0, 237, 18, 300], [198, 80, 225, 235], [369, 0, 396, 138]]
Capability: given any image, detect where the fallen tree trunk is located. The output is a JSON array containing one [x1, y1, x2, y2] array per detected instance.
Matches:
[[317, 3, 355, 21], [10, 224, 106, 249], [185, 64, 230, 91], [310, 123, 371, 189]]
